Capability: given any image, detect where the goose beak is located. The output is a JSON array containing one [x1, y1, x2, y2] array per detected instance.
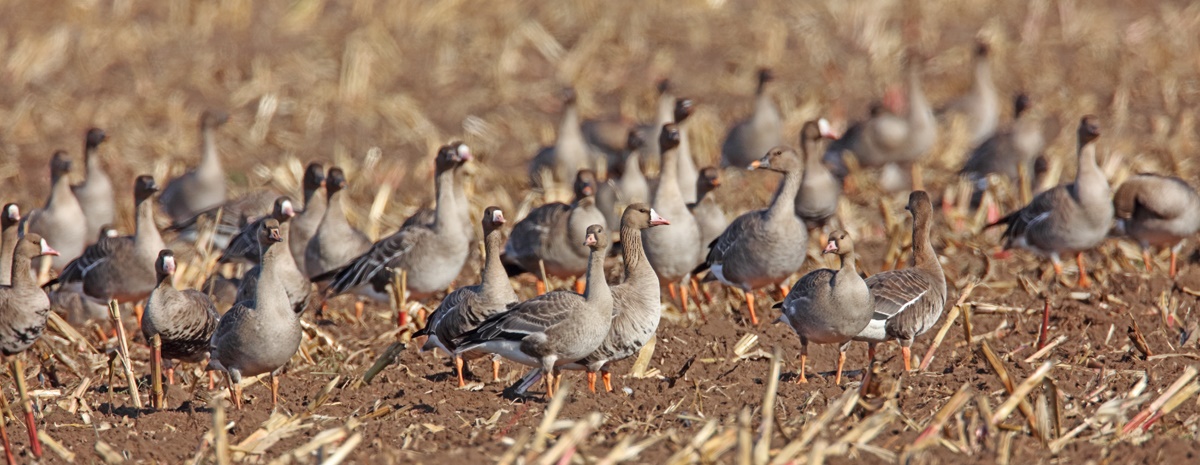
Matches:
[[456, 144, 473, 162], [822, 240, 839, 254], [163, 255, 176, 275], [582, 185, 595, 196], [282, 201, 296, 218], [818, 118, 839, 140], [747, 160, 763, 170], [584, 233, 598, 247], [492, 210, 506, 224], [269, 229, 283, 242], [649, 209, 670, 226], [40, 239, 59, 256]]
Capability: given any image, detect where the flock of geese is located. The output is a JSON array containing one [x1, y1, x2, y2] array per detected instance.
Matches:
[[2, 42, 1200, 461]]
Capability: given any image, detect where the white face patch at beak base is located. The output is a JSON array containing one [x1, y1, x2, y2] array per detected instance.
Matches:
[[457, 144, 472, 161], [649, 208, 670, 226], [492, 209, 506, 224], [163, 255, 176, 275], [5, 204, 17, 220], [823, 240, 839, 254], [282, 200, 296, 217], [817, 118, 839, 140], [40, 239, 60, 256]]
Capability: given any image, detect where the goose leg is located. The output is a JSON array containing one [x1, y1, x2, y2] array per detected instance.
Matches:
[[1076, 253, 1091, 288], [796, 343, 809, 384], [574, 279, 585, 295], [1171, 242, 1183, 278], [867, 343, 877, 363], [491, 356, 501, 382], [1142, 248, 1153, 273], [270, 372, 280, 409], [354, 301, 364, 320], [9, 359, 42, 458], [543, 369, 555, 398], [744, 292, 759, 325], [454, 355, 466, 388], [901, 346, 912, 371], [134, 302, 145, 326], [227, 371, 243, 410], [208, 371, 217, 390], [536, 260, 549, 295], [167, 365, 176, 386], [1050, 254, 1063, 276], [602, 371, 613, 393], [680, 283, 690, 316], [586, 372, 597, 393], [835, 350, 846, 385], [667, 282, 679, 304]]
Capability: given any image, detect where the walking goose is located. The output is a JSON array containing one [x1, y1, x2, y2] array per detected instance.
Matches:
[[503, 170, 606, 295], [416, 207, 517, 387], [454, 223, 614, 398], [1112, 174, 1200, 278], [71, 128, 116, 241], [289, 163, 326, 273], [141, 249, 219, 401], [852, 191, 946, 371], [0, 233, 58, 460], [778, 231, 873, 384], [721, 69, 784, 169], [26, 151, 87, 270], [989, 116, 1112, 288], [304, 167, 371, 278], [159, 110, 229, 223], [644, 123, 703, 312]]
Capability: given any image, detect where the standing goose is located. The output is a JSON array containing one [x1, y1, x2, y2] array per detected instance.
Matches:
[[304, 167, 371, 278], [989, 116, 1112, 288], [234, 197, 312, 314], [853, 191, 946, 371], [529, 88, 592, 199], [502, 170, 606, 295], [0, 233, 58, 460], [54, 176, 165, 306], [939, 42, 1000, 146], [689, 167, 727, 253], [699, 127, 821, 325], [644, 123, 703, 312], [794, 119, 843, 232], [959, 94, 1047, 220], [26, 151, 87, 270], [159, 110, 230, 223], [416, 207, 517, 387], [674, 98, 700, 203], [0, 204, 20, 286], [637, 79, 677, 174], [454, 224, 614, 398], [221, 196, 296, 265], [317, 143, 472, 302], [721, 69, 784, 169], [289, 163, 326, 273], [49, 226, 119, 327], [141, 249, 219, 403], [71, 128, 116, 241], [1112, 174, 1200, 278], [208, 219, 301, 409], [402, 141, 475, 240], [596, 130, 650, 230], [778, 231, 873, 384]]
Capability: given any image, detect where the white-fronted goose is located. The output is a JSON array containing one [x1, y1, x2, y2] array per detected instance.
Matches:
[[454, 223, 613, 397], [207, 219, 301, 409], [26, 151, 87, 270], [50, 226, 119, 326], [289, 163, 326, 273], [416, 207, 517, 387], [0, 204, 20, 286], [960, 94, 1047, 219], [698, 139, 813, 325], [234, 197, 312, 314], [721, 69, 784, 169], [141, 249, 219, 401], [304, 167, 371, 278], [0, 233, 57, 459], [777, 231, 872, 384], [596, 130, 650, 230], [529, 88, 592, 198], [401, 141, 474, 238], [1113, 174, 1200, 278], [317, 144, 473, 301], [853, 191, 946, 371], [503, 170, 606, 294], [582, 115, 635, 174], [990, 116, 1112, 288], [167, 189, 279, 251], [70, 128, 116, 241], [674, 98, 700, 203], [795, 119, 842, 231], [644, 123, 703, 311], [939, 42, 1000, 146], [689, 167, 727, 253], [634, 79, 675, 175], [221, 196, 296, 265], [54, 176, 165, 305], [159, 110, 229, 223]]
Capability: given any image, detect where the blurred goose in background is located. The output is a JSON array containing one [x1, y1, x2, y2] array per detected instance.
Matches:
[[689, 167, 727, 255], [794, 119, 843, 233], [26, 151, 87, 270], [166, 189, 278, 251], [234, 197, 311, 314], [582, 112, 635, 175], [530, 88, 592, 200], [50, 226, 119, 326], [208, 219, 300, 409], [159, 110, 229, 223], [455, 224, 614, 398], [221, 196, 295, 265], [939, 42, 1000, 146], [674, 98, 699, 203], [597, 130, 650, 230], [416, 207, 516, 387], [0, 233, 58, 459], [777, 231, 872, 384], [503, 170, 605, 295], [141, 250, 219, 396], [959, 94, 1047, 220], [697, 139, 812, 325], [853, 191, 946, 371], [989, 116, 1111, 288], [289, 162, 326, 273], [304, 167, 371, 278], [1112, 174, 1200, 278], [1, 204, 21, 286], [721, 69, 783, 169], [644, 123, 703, 313], [317, 143, 472, 302], [71, 128, 115, 241], [635, 79, 676, 175]]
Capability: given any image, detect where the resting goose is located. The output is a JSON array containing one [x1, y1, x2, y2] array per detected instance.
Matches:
[[49, 226, 119, 326], [635, 79, 676, 175], [159, 110, 230, 223], [852, 191, 946, 371], [721, 69, 784, 169], [503, 170, 606, 295], [289, 163, 326, 273], [0, 233, 58, 459], [1112, 174, 1200, 278], [26, 151, 87, 270], [141, 250, 219, 401], [71, 128, 116, 241], [304, 167, 371, 278], [939, 42, 1000, 146], [454, 223, 614, 398], [778, 231, 873, 384], [0, 204, 20, 286], [234, 197, 312, 314], [989, 116, 1112, 288], [415, 207, 517, 387]]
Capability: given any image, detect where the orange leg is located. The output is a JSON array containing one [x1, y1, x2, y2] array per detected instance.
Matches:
[[586, 372, 597, 393], [455, 356, 466, 388], [318, 300, 328, 319], [867, 343, 877, 362], [574, 279, 585, 294], [354, 301, 365, 320], [667, 282, 678, 302], [776, 283, 789, 301], [680, 283, 690, 315], [227, 375, 242, 410], [544, 370, 555, 398], [796, 349, 809, 384], [535, 280, 547, 296], [134, 303, 144, 327], [902, 346, 912, 371], [208, 371, 217, 390], [602, 371, 613, 393], [1143, 249, 1154, 273], [689, 277, 704, 307], [416, 308, 428, 326], [270, 373, 280, 409], [745, 292, 759, 325], [1076, 253, 1091, 288], [492, 358, 501, 382], [835, 351, 846, 385], [167, 366, 176, 385], [1170, 249, 1179, 279], [1052, 259, 1063, 276]]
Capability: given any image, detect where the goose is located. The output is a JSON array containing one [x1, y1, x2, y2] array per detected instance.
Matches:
[[401, 141, 474, 236], [220, 196, 295, 265], [25, 151, 87, 270], [0, 204, 20, 286], [939, 42, 1000, 146], [1112, 174, 1200, 278], [989, 116, 1112, 288], [794, 119, 843, 232], [959, 94, 1047, 220], [721, 69, 784, 169], [597, 130, 650, 230], [454, 223, 614, 398], [207, 219, 301, 409], [289, 163, 327, 273], [529, 88, 592, 199], [777, 231, 873, 384], [674, 98, 700, 203], [70, 128, 116, 241], [49, 226, 119, 327], [689, 167, 727, 254], [635, 79, 675, 176], [234, 197, 312, 314], [166, 189, 279, 251], [643, 123, 703, 313], [159, 110, 229, 223], [141, 249, 219, 403], [304, 167, 371, 278], [502, 170, 606, 295], [316, 143, 473, 302], [0, 233, 58, 460], [415, 207, 517, 387], [852, 191, 946, 371]]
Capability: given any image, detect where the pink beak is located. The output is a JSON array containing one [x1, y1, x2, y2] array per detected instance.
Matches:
[[818, 118, 839, 140], [584, 233, 598, 246], [282, 201, 296, 218], [40, 239, 59, 256], [457, 145, 473, 161], [822, 240, 839, 254], [163, 256, 177, 275], [649, 208, 670, 226]]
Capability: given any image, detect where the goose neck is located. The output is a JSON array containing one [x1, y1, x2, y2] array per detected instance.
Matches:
[[582, 247, 610, 301], [766, 169, 802, 221], [480, 228, 514, 300]]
